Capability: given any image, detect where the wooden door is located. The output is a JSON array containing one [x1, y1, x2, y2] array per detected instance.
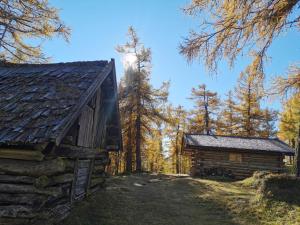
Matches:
[[72, 159, 92, 201], [77, 105, 95, 148]]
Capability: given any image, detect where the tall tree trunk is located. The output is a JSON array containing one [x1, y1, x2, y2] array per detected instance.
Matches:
[[296, 124, 300, 177], [203, 86, 210, 135], [135, 113, 142, 172], [246, 85, 251, 137], [135, 61, 142, 172], [175, 125, 180, 174], [204, 102, 209, 135], [126, 117, 132, 173]]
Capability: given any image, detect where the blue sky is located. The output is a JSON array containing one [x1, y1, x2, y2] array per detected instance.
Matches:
[[44, 0, 300, 112]]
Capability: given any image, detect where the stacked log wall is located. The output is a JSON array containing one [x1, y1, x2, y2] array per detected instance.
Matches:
[[0, 149, 110, 225], [189, 149, 284, 179], [0, 152, 75, 225]]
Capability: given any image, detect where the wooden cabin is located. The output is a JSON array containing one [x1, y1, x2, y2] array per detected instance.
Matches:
[[183, 134, 294, 179], [0, 60, 122, 224]]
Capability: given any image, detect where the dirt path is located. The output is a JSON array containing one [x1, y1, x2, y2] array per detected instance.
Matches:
[[61, 174, 258, 225]]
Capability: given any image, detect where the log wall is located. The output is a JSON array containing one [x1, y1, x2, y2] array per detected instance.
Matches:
[[0, 148, 109, 225], [189, 149, 284, 179]]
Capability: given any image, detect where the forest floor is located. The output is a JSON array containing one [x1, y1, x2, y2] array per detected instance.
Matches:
[[60, 173, 300, 225]]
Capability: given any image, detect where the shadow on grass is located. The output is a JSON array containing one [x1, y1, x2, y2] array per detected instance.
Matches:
[[60, 174, 259, 225]]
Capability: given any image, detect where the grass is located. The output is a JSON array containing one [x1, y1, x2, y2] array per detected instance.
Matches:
[[60, 173, 300, 225]]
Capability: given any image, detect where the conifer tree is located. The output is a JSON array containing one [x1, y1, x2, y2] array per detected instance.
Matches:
[[216, 91, 239, 135], [117, 27, 169, 172], [118, 72, 135, 173], [259, 108, 278, 138], [144, 122, 165, 173], [167, 105, 188, 174], [180, 0, 300, 77], [235, 70, 264, 136], [275, 66, 300, 176], [0, 0, 70, 62], [188, 84, 220, 134], [279, 94, 300, 176]]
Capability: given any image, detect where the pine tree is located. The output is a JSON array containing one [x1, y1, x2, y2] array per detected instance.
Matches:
[[117, 27, 169, 172], [188, 84, 220, 134], [235, 71, 264, 136], [0, 0, 70, 62]]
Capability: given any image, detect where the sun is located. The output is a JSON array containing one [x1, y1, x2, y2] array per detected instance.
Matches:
[[122, 53, 137, 70]]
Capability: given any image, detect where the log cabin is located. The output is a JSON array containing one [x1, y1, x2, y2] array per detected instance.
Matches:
[[183, 134, 294, 179], [0, 59, 122, 224]]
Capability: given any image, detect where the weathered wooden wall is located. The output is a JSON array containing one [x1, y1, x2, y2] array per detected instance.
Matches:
[[188, 149, 284, 179], [0, 78, 115, 224]]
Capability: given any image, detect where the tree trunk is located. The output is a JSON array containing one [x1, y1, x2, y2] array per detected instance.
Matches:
[[126, 117, 133, 173], [175, 125, 180, 174], [246, 84, 251, 136], [135, 113, 142, 172], [296, 124, 300, 177], [204, 102, 209, 135], [203, 86, 210, 135]]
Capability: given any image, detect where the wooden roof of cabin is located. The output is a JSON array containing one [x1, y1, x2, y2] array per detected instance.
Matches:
[[183, 134, 294, 155], [0, 60, 115, 146]]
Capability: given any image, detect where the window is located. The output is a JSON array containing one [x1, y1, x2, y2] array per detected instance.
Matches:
[[229, 153, 242, 162]]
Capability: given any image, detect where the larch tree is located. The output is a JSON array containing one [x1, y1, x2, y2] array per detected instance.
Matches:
[[188, 84, 220, 134], [167, 105, 188, 174], [276, 69, 300, 176], [259, 108, 278, 138], [0, 0, 70, 62], [117, 27, 169, 172], [180, 0, 300, 77], [235, 70, 264, 136], [280, 95, 300, 176], [216, 91, 239, 135], [118, 69, 135, 173], [144, 121, 165, 173]]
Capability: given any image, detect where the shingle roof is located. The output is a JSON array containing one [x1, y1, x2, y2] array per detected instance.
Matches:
[[184, 134, 294, 155], [0, 60, 113, 145]]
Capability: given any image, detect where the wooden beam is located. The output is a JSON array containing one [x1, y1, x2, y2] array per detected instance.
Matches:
[[0, 148, 44, 161], [0, 158, 65, 177], [55, 144, 106, 159]]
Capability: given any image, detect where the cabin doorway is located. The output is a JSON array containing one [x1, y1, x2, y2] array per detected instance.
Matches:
[[72, 159, 92, 201]]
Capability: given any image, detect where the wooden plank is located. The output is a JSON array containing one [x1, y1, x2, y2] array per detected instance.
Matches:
[[70, 158, 79, 204], [72, 159, 91, 201], [78, 105, 95, 148], [92, 89, 102, 148]]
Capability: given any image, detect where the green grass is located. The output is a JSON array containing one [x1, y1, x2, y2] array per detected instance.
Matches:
[[60, 174, 300, 225]]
